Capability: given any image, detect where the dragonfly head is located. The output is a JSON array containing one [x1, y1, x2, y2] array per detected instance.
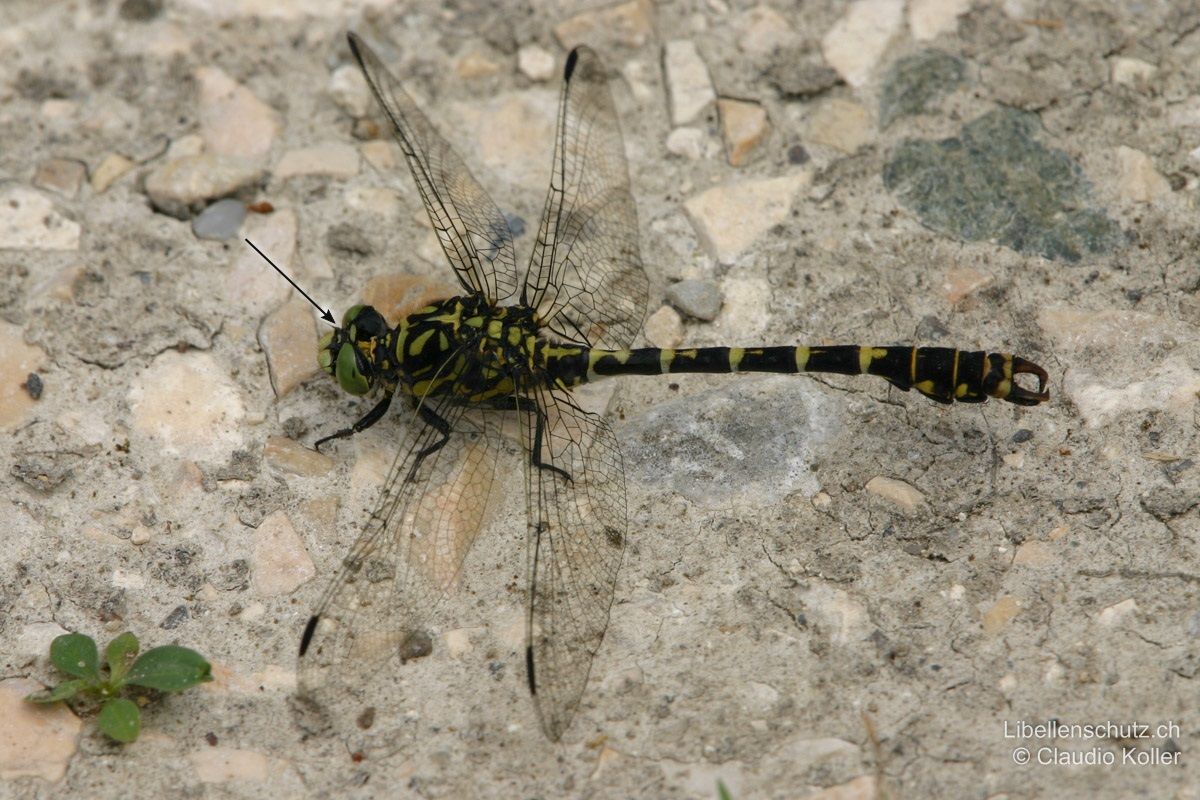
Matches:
[[318, 304, 389, 396]]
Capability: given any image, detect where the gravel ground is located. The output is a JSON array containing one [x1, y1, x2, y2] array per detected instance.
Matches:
[[1, 1, 1198, 798]]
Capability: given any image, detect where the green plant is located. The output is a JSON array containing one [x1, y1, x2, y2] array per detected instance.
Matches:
[[25, 631, 212, 743]]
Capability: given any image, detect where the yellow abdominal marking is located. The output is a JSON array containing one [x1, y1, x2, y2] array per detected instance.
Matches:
[[795, 346, 810, 370], [729, 347, 744, 371]]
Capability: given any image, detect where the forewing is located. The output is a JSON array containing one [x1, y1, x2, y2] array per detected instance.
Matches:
[[523, 46, 648, 350], [297, 394, 513, 731], [348, 33, 519, 303], [519, 385, 627, 740]]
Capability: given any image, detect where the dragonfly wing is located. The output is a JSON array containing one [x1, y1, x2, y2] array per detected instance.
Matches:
[[297, 394, 514, 732], [518, 384, 627, 740], [348, 33, 520, 303], [523, 46, 648, 350]]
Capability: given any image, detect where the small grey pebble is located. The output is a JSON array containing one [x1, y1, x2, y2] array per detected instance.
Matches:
[[192, 198, 247, 241], [22, 372, 43, 400], [665, 279, 723, 321], [1012, 429, 1033, 443], [119, 0, 162, 21], [326, 222, 376, 258], [787, 144, 810, 165], [161, 604, 189, 629]]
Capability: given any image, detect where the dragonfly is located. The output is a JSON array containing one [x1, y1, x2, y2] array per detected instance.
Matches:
[[296, 32, 1050, 743]]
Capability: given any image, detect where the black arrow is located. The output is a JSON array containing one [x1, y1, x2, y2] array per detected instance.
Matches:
[[244, 238, 336, 325]]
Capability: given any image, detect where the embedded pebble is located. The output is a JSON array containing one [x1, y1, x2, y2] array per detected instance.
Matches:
[[683, 173, 809, 263], [328, 63, 370, 118], [0, 187, 81, 250], [1012, 541, 1052, 567], [981, 595, 1020, 634], [1066, 357, 1200, 428], [130, 524, 153, 545], [518, 45, 556, 82], [621, 59, 655, 102], [908, 0, 970, 41], [1097, 598, 1137, 626], [195, 66, 281, 161], [665, 279, 723, 321], [665, 127, 711, 160], [554, 0, 654, 50], [768, 60, 841, 99], [664, 40, 715, 125], [803, 586, 869, 645], [721, 276, 771, 339], [274, 143, 360, 180], [33, 158, 86, 198], [166, 133, 205, 159], [807, 98, 872, 153], [119, 0, 162, 21], [865, 476, 926, 514], [456, 51, 502, 80], [643, 305, 684, 348], [359, 139, 396, 171], [191, 198, 247, 241], [988, 68, 1058, 111], [251, 511, 315, 596], [90, 153, 135, 193], [0, 678, 82, 782], [0, 324, 46, 432], [717, 98, 769, 166], [258, 296, 318, 397], [1116, 145, 1170, 203], [821, 0, 904, 87], [805, 776, 876, 800], [263, 436, 332, 477], [144, 154, 265, 219], [190, 746, 272, 783], [1110, 57, 1157, 86], [225, 208, 296, 317], [444, 628, 473, 659], [736, 5, 797, 54], [941, 266, 993, 303], [128, 350, 245, 461], [345, 186, 401, 218]]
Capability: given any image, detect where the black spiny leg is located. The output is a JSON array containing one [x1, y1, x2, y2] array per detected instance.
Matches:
[[406, 398, 454, 482], [314, 391, 395, 451], [489, 396, 573, 483]]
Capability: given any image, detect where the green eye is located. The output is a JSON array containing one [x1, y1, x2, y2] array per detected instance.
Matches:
[[335, 343, 371, 396]]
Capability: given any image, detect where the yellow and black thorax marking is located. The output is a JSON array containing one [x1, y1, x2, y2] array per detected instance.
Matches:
[[368, 296, 545, 403]]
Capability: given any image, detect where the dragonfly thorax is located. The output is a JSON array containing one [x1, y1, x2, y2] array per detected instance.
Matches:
[[319, 296, 545, 402]]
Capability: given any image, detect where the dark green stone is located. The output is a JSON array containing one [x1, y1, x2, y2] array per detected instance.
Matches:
[[879, 49, 966, 128], [883, 108, 1123, 262]]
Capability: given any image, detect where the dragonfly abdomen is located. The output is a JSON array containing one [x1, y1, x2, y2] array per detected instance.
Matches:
[[564, 345, 1048, 406]]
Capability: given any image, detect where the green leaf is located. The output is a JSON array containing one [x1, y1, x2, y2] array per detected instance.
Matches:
[[50, 633, 100, 681], [717, 779, 733, 800], [126, 646, 213, 692], [25, 679, 88, 704], [97, 698, 141, 743], [105, 632, 140, 685]]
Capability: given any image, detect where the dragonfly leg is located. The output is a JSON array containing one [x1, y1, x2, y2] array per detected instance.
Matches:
[[410, 399, 453, 475], [488, 396, 573, 483], [313, 391, 394, 451]]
